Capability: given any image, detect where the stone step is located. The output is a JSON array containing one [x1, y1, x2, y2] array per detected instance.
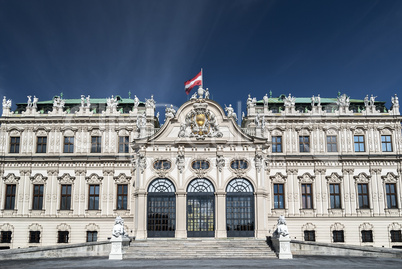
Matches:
[[123, 239, 277, 259]]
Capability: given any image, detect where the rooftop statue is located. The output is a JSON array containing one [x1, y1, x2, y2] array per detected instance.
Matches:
[[165, 104, 176, 120], [134, 95, 139, 108], [27, 96, 32, 108], [364, 95, 369, 107], [315, 94, 321, 106], [311, 95, 315, 107], [247, 94, 252, 107], [336, 93, 350, 107], [145, 95, 155, 108], [392, 94, 399, 106], [107, 95, 118, 108], [190, 92, 197, 101], [2, 96, 11, 109], [33, 96, 38, 109], [263, 94, 269, 106], [225, 104, 237, 120], [53, 96, 65, 108], [284, 94, 296, 107], [205, 88, 210, 99], [370, 94, 377, 106], [80, 95, 91, 108]]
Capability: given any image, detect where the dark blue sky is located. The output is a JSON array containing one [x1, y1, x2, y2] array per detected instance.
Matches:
[[0, 0, 401, 118]]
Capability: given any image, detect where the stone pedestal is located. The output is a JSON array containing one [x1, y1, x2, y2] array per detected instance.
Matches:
[[109, 236, 130, 260], [272, 236, 293, 259]]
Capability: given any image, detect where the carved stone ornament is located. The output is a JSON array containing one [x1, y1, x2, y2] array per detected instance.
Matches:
[[30, 173, 48, 184], [113, 173, 131, 184], [297, 172, 315, 183], [0, 223, 14, 232], [176, 150, 185, 174], [326, 172, 343, 183], [381, 172, 399, 183], [85, 173, 103, 184], [270, 172, 287, 183], [254, 152, 263, 173], [57, 173, 76, 184], [56, 223, 71, 232], [359, 222, 373, 231], [138, 152, 147, 174], [178, 102, 222, 140], [301, 222, 316, 231], [216, 155, 225, 172], [388, 222, 402, 231], [28, 223, 43, 232], [2, 173, 20, 184], [353, 172, 371, 183], [330, 222, 345, 232]]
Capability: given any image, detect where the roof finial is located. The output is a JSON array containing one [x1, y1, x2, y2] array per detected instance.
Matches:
[[128, 91, 131, 99], [60, 92, 64, 99], [269, 90, 272, 98]]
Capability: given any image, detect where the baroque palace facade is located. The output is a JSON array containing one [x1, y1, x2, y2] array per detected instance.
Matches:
[[0, 88, 401, 249]]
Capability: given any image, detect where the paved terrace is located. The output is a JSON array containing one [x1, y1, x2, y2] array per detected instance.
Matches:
[[1, 256, 401, 269]]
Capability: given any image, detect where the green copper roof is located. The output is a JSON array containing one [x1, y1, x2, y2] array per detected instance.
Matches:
[[17, 97, 144, 105]]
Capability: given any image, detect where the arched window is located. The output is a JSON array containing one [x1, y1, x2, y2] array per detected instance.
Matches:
[[148, 178, 175, 192], [226, 178, 254, 192], [187, 178, 214, 192]]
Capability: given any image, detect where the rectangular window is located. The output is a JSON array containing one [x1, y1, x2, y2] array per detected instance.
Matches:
[[361, 230, 373, 243], [385, 183, 398, 209], [9, 137, 20, 153], [273, 184, 285, 209], [390, 230, 402, 242], [29, 231, 40, 243], [304, 230, 316, 242], [118, 136, 129, 153], [91, 136, 101, 153], [354, 135, 365, 152], [329, 184, 341, 209], [60, 185, 72, 210], [0, 231, 12, 243], [117, 184, 128, 210], [327, 136, 337, 152], [4, 185, 16, 210], [333, 230, 344, 243], [358, 183, 370, 209], [36, 136, 47, 153], [57, 231, 69, 243], [63, 136, 74, 153], [32, 184, 44, 210], [272, 136, 282, 153], [88, 185, 100, 210], [87, 231, 98, 242], [381, 135, 392, 152], [299, 136, 310, 152], [301, 184, 313, 209]]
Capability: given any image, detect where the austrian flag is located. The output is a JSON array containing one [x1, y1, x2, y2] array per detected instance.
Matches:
[[184, 71, 202, 95]]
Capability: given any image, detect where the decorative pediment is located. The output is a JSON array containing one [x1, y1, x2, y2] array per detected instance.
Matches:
[[330, 222, 345, 231], [381, 172, 399, 183], [302, 223, 316, 231], [85, 223, 100, 231], [388, 222, 402, 231], [354, 172, 371, 183], [57, 173, 76, 184], [326, 172, 343, 183], [28, 223, 43, 232], [2, 173, 20, 184], [359, 222, 373, 231], [56, 223, 71, 231], [0, 223, 14, 232], [270, 172, 287, 183], [178, 102, 222, 140], [298, 172, 315, 183], [85, 173, 103, 184], [30, 173, 48, 184], [113, 173, 131, 184]]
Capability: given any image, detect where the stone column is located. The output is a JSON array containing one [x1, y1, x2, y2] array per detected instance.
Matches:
[[176, 191, 187, 238], [255, 191, 268, 238], [135, 191, 147, 239], [216, 191, 226, 238]]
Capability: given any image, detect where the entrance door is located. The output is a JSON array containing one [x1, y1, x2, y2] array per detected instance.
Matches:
[[226, 178, 255, 237], [187, 178, 215, 237], [147, 178, 176, 237]]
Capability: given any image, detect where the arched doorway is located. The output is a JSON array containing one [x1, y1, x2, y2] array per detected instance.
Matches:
[[187, 178, 215, 237], [226, 178, 255, 237], [147, 178, 176, 237]]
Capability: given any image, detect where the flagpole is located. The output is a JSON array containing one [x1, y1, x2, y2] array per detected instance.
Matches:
[[201, 68, 203, 88]]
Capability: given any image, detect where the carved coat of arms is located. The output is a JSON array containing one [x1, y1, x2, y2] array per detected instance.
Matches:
[[178, 102, 222, 140]]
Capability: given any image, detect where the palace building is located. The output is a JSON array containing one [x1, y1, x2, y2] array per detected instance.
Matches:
[[0, 88, 401, 249]]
